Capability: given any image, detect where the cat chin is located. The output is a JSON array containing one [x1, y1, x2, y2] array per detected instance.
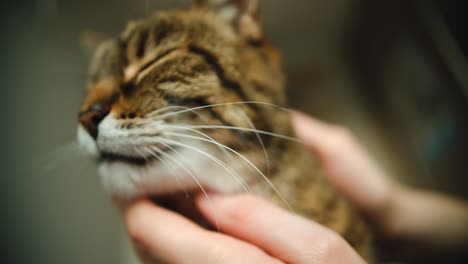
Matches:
[[77, 119, 252, 200], [97, 147, 248, 201]]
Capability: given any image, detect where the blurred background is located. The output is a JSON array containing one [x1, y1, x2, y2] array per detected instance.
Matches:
[[1, 0, 466, 263]]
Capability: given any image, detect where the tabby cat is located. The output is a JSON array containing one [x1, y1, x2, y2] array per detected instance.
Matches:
[[77, 0, 371, 260]]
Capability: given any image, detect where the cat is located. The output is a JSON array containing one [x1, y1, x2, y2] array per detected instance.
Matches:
[[77, 0, 371, 260]]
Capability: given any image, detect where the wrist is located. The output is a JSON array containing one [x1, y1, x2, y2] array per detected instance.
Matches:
[[372, 184, 468, 261], [359, 179, 403, 240]]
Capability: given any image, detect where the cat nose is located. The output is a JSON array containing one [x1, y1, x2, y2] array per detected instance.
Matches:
[[79, 102, 109, 138]]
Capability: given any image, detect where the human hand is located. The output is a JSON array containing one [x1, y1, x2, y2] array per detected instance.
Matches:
[[291, 111, 468, 261], [123, 111, 468, 263], [124, 194, 365, 264]]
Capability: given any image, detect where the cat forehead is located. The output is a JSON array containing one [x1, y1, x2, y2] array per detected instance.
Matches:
[[87, 9, 241, 88], [121, 9, 238, 45]]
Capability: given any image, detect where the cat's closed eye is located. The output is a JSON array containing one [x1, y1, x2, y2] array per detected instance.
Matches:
[[77, 0, 372, 260]]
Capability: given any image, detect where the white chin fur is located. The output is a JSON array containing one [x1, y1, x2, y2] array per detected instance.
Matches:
[[98, 144, 247, 200], [78, 115, 247, 200]]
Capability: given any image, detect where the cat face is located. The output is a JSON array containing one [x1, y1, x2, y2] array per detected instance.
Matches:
[[78, 0, 288, 200]]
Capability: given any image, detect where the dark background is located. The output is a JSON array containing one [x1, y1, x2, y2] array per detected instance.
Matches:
[[1, 0, 466, 263]]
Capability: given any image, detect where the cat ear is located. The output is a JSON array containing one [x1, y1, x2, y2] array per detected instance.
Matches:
[[194, 0, 262, 40]]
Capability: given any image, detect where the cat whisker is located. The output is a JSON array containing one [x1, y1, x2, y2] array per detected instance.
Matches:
[[40, 142, 82, 169], [144, 105, 209, 122], [144, 121, 296, 207], [135, 147, 166, 173], [158, 123, 302, 144], [165, 131, 260, 176], [24, 142, 83, 183], [155, 124, 236, 167], [143, 141, 220, 231], [146, 140, 208, 195], [237, 110, 270, 178], [152, 137, 250, 193], [143, 105, 187, 117], [148, 101, 291, 121], [10, 141, 93, 202], [140, 146, 189, 198], [164, 132, 291, 210], [164, 131, 256, 189], [143, 144, 201, 194]]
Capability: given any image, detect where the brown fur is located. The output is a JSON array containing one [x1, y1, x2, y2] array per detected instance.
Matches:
[[79, 1, 371, 260]]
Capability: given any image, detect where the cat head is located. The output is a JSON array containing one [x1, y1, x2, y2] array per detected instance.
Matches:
[[78, 0, 289, 200]]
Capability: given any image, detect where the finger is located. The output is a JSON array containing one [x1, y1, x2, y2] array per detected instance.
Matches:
[[291, 111, 394, 216], [291, 111, 347, 162], [124, 199, 283, 264], [196, 193, 365, 264]]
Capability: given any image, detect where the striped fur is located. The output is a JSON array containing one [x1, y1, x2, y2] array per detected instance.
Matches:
[[78, 1, 371, 259]]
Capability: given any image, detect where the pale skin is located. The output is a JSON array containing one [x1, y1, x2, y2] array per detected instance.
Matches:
[[123, 111, 468, 263]]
